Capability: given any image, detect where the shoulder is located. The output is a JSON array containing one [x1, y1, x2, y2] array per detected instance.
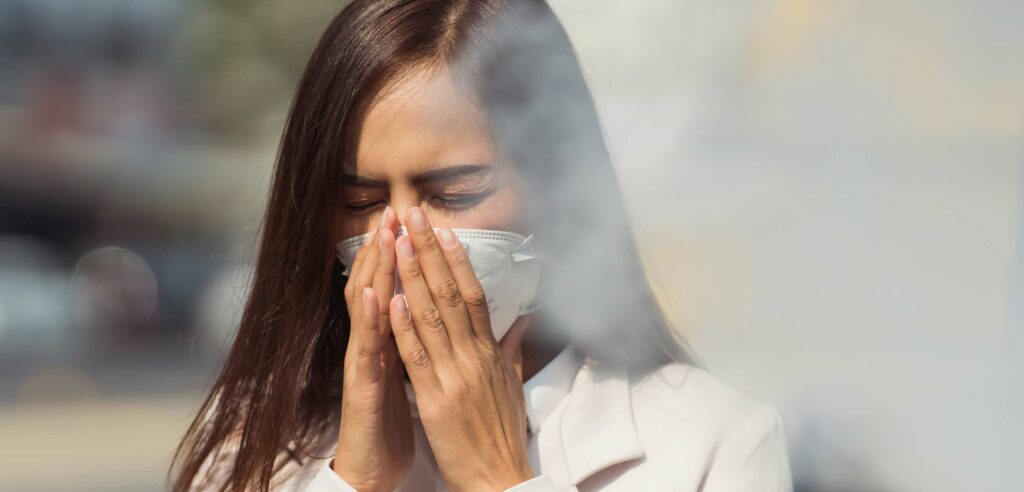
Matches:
[[631, 362, 776, 420], [627, 362, 791, 471]]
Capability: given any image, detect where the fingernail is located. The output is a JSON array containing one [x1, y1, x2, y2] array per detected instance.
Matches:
[[381, 206, 392, 227], [366, 228, 377, 245], [437, 227, 458, 249], [407, 207, 428, 230], [397, 235, 415, 258], [395, 294, 408, 313]]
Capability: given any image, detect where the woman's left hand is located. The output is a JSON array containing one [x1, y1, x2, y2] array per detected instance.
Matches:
[[387, 206, 534, 491]]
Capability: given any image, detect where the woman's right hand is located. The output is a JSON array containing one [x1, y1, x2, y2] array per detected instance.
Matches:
[[334, 206, 414, 491]]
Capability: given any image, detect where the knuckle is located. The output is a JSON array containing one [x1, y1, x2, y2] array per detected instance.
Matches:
[[419, 230, 440, 250], [450, 250, 473, 270], [435, 278, 463, 308], [376, 296, 390, 316], [374, 261, 393, 278], [459, 378, 474, 398], [419, 306, 444, 331], [478, 341, 499, 364], [474, 356, 493, 381], [356, 343, 375, 359], [394, 314, 414, 333], [347, 275, 364, 293], [462, 288, 488, 309], [403, 263, 424, 281], [420, 400, 448, 420], [407, 346, 431, 369]]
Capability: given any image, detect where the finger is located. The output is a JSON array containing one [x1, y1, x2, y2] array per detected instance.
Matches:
[[403, 208, 475, 349], [352, 228, 380, 327], [373, 207, 397, 336], [355, 228, 380, 295], [498, 315, 531, 383], [389, 293, 441, 393], [346, 228, 377, 290], [382, 331, 402, 381], [352, 287, 384, 385], [379, 203, 400, 230], [343, 232, 366, 309], [342, 230, 377, 358], [435, 226, 493, 345], [343, 226, 377, 320], [395, 233, 456, 370]]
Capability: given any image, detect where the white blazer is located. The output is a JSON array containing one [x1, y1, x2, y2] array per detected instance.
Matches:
[[200, 346, 793, 491]]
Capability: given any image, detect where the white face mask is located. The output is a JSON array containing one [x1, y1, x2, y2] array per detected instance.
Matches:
[[336, 227, 542, 341]]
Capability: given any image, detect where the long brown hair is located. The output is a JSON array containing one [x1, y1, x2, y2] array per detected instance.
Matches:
[[171, 1, 698, 490]]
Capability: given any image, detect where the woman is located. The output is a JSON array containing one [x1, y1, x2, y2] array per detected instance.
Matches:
[[171, 0, 793, 491]]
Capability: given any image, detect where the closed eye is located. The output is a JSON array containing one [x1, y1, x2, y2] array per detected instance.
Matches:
[[429, 191, 493, 210], [344, 200, 387, 214]]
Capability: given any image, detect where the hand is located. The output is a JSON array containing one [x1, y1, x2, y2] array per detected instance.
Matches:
[[334, 206, 414, 491], [387, 206, 535, 492]]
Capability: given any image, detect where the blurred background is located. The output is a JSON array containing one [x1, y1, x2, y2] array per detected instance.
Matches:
[[0, 0, 1020, 490]]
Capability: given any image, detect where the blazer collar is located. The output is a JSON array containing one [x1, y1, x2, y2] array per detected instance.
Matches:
[[559, 353, 645, 484]]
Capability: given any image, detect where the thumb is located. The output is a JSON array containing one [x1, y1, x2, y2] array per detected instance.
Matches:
[[499, 315, 531, 383]]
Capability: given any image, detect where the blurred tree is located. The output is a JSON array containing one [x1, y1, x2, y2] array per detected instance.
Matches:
[[172, 0, 344, 139]]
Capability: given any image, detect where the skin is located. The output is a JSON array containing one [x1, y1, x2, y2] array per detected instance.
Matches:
[[333, 64, 564, 491]]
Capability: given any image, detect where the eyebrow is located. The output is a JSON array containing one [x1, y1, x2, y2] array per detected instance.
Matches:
[[342, 164, 491, 187]]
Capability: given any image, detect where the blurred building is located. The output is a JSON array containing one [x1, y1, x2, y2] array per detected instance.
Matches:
[[0, 0, 1021, 491]]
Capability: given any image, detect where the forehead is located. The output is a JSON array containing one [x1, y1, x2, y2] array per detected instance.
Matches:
[[352, 65, 495, 177]]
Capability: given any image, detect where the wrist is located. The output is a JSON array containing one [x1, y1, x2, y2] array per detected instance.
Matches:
[[331, 458, 388, 492], [511, 464, 536, 483], [500, 459, 536, 489]]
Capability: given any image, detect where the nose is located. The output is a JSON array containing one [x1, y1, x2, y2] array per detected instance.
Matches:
[[388, 205, 410, 231], [390, 204, 452, 232], [376, 191, 454, 232], [386, 193, 423, 232]]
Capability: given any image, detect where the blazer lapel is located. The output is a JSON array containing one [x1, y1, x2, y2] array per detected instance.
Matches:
[[559, 357, 645, 485]]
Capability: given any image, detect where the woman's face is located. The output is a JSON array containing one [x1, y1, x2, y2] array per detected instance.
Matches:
[[334, 65, 526, 243]]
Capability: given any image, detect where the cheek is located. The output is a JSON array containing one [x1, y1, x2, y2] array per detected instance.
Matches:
[[479, 187, 524, 230], [333, 210, 373, 243]]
